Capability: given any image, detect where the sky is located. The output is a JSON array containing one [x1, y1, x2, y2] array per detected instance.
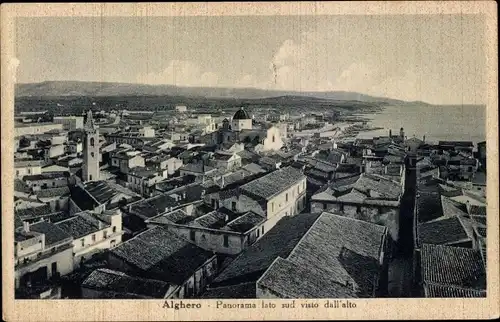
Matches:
[[15, 15, 485, 105]]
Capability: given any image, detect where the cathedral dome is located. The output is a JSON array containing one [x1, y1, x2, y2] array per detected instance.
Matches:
[[233, 108, 251, 120]]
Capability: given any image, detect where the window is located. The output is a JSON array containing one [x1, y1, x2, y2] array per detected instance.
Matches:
[[91, 152, 95, 158], [271, 202, 274, 212], [261, 226, 264, 235], [51, 262, 58, 276], [223, 235, 229, 247], [231, 201, 237, 211], [272, 135, 275, 143], [190, 230, 196, 241], [323, 203, 327, 210], [112, 226, 117, 233], [16, 170, 19, 176], [285, 193, 288, 202], [90, 137, 95, 147], [81, 239, 84, 247], [52, 182, 55, 186], [103, 230, 108, 239], [91, 234, 96, 242], [89, 175, 92, 181], [256, 229, 260, 238], [27, 169, 31, 174]]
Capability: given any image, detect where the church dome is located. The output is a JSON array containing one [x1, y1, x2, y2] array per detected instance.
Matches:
[[233, 108, 251, 120]]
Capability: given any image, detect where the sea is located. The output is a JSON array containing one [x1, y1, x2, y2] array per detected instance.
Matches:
[[354, 104, 486, 146]]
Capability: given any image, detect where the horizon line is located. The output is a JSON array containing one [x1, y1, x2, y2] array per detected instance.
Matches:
[[14, 80, 486, 106]]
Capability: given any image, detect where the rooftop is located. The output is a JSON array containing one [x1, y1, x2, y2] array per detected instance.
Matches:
[[213, 213, 321, 287], [35, 186, 70, 199], [82, 268, 175, 299], [128, 167, 158, 179], [257, 212, 387, 298], [240, 167, 305, 200], [15, 204, 54, 221], [179, 163, 215, 174], [23, 172, 69, 181], [421, 244, 486, 290], [55, 212, 109, 239], [221, 211, 266, 233], [233, 108, 251, 120], [201, 282, 256, 299], [417, 216, 471, 248], [30, 221, 73, 246], [424, 283, 486, 298], [110, 227, 214, 285]]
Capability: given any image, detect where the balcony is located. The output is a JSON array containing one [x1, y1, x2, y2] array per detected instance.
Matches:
[[15, 241, 73, 270]]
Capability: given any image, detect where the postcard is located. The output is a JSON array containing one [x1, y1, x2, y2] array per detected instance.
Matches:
[[1, 2, 498, 321]]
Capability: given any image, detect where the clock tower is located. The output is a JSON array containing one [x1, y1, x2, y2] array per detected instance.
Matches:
[[82, 110, 100, 182]]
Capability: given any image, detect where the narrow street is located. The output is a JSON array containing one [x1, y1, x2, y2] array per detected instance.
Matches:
[[388, 156, 417, 297]]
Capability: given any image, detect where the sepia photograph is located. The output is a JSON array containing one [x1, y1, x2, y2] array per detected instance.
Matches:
[[2, 2, 498, 321]]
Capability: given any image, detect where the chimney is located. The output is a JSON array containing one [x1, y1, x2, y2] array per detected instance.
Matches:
[[23, 221, 30, 232]]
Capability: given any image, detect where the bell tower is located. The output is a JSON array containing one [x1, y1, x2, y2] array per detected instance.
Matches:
[[83, 110, 100, 182]]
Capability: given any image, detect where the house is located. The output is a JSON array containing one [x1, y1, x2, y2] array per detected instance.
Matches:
[[53, 116, 84, 131], [210, 151, 242, 171], [107, 227, 217, 298], [258, 156, 282, 171], [335, 163, 361, 179], [65, 141, 83, 154], [175, 105, 187, 113], [418, 244, 486, 298], [44, 144, 66, 160], [23, 172, 70, 191], [15, 160, 44, 179], [179, 162, 217, 178], [146, 206, 266, 255], [15, 221, 74, 296], [236, 149, 261, 165], [41, 164, 70, 173], [310, 173, 402, 242], [202, 167, 307, 242], [142, 139, 175, 153], [256, 212, 390, 298], [110, 150, 145, 174], [56, 210, 123, 265], [81, 268, 179, 299], [238, 166, 307, 228], [205, 212, 322, 297], [476, 141, 486, 170], [15, 122, 64, 137], [125, 183, 211, 234], [14, 204, 68, 225], [438, 141, 474, 154], [69, 180, 142, 215], [35, 186, 71, 212], [405, 137, 424, 154], [127, 167, 164, 197]]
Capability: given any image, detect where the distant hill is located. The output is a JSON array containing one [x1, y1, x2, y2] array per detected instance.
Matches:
[[15, 81, 417, 105]]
